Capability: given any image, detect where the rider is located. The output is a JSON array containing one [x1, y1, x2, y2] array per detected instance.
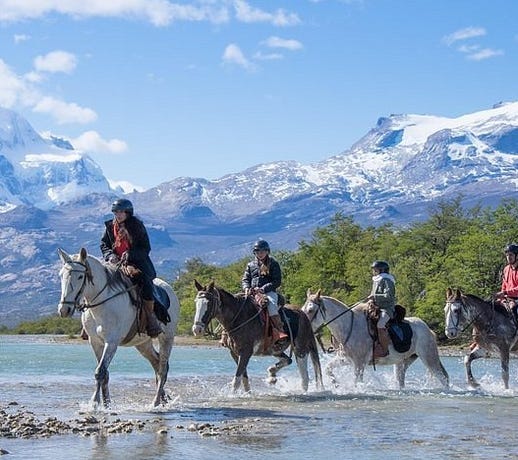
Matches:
[[495, 243, 518, 322], [242, 239, 287, 341], [100, 198, 162, 338], [367, 260, 396, 358]]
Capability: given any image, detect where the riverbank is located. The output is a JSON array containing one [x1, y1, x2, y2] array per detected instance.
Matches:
[[40, 333, 469, 356]]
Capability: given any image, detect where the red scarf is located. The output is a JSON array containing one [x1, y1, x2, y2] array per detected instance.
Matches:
[[113, 220, 130, 257]]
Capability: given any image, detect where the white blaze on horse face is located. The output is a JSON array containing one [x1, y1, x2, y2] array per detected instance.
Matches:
[[302, 299, 324, 330], [444, 301, 461, 339], [57, 262, 84, 317], [192, 294, 208, 336]]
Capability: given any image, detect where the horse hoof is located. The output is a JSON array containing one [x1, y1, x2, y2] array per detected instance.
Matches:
[[267, 377, 277, 385]]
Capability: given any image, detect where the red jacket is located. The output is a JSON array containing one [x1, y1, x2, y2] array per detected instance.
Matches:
[[501, 264, 518, 298]]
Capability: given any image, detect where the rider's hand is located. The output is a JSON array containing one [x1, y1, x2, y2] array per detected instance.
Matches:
[[108, 254, 119, 264], [495, 291, 506, 299], [121, 251, 129, 263]]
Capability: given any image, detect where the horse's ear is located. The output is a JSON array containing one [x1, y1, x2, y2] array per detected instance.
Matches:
[[446, 287, 452, 298], [208, 280, 215, 290], [455, 288, 461, 298], [194, 279, 203, 291], [79, 247, 87, 262], [57, 248, 72, 264], [306, 288, 312, 298], [316, 289, 321, 299]]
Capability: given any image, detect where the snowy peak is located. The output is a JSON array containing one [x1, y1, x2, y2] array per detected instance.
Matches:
[[0, 107, 112, 210]]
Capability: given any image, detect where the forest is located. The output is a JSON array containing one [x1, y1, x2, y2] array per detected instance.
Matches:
[[173, 196, 518, 341], [8, 196, 518, 342]]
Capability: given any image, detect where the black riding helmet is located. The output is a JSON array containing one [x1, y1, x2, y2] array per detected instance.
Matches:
[[371, 260, 390, 273], [111, 198, 134, 216], [504, 243, 518, 255], [253, 239, 270, 253]]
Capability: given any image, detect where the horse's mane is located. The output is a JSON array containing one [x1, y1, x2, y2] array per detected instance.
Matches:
[[84, 254, 129, 291], [463, 292, 509, 316], [321, 295, 350, 310]]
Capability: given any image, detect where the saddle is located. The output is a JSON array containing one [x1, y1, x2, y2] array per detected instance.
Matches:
[[367, 303, 413, 354], [250, 292, 294, 352]]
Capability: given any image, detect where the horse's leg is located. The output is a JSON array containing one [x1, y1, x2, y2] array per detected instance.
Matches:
[[294, 354, 309, 392], [498, 347, 510, 390], [267, 352, 292, 385], [233, 352, 253, 392], [89, 339, 105, 407], [135, 338, 173, 407], [464, 345, 485, 388], [394, 354, 418, 389], [93, 342, 119, 407], [309, 345, 324, 391]]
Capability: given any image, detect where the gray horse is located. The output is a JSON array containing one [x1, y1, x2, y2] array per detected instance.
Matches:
[[192, 280, 323, 392], [302, 289, 449, 389], [444, 287, 518, 389]]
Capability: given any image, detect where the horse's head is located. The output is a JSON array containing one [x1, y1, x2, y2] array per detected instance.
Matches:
[[57, 247, 92, 317], [192, 279, 220, 336], [301, 288, 325, 331], [444, 287, 464, 339]]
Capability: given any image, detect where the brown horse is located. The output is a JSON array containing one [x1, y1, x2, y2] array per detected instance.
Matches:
[[444, 288, 518, 389], [192, 280, 323, 392]]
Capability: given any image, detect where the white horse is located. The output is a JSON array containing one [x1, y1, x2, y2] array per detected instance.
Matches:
[[57, 248, 180, 408], [302, 290, 449, 389]]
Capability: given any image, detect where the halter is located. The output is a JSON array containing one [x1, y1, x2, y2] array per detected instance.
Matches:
[[305, 295, 358, 354], [444, 295, 487, 337], [194, 287, 261, 336], [60, 258, 137, 313], [59, 260, 93, 315]]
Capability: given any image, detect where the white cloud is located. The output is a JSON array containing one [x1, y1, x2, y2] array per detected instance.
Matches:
[[13, 34, 30, 43], [0, 0, 230, 26], [263, 36, 303, 50], [442, 27, 486, 46], [71, 130, 127, 154], [108, 179, 145, 193], [233, 0, 300, 26], [34, 50, 77, 74], [222, 44, 254, 70], [0, 59, 38, 107], [466, 48, 504, 61], [33, 97, 97, 124], [253, 51, 283, 61]]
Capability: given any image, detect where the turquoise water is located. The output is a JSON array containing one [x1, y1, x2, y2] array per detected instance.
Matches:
[[2, 335, 518, 459]]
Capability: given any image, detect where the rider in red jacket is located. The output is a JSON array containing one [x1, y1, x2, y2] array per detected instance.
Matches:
[[495, 243, 518, 321]]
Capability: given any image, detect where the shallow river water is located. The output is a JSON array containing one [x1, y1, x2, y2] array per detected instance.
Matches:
[[1, 335, 518, 459]]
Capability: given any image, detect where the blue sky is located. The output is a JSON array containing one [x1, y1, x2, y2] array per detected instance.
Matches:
[[0, 0, 516, 190]]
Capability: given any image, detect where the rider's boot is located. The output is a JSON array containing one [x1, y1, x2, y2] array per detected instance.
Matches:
[[270, 314, 288, 341], [143, 299, 162, 338], [373, 327, 390, 358]]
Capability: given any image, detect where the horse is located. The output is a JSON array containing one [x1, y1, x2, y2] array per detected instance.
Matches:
[[192, 280, 323, 393], [57, 248, 180, 408], [302, 289, 449, 389], [444, 287, 518, 389]]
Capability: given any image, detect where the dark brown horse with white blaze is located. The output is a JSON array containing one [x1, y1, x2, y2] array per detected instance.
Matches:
[[444, 288, 518, 389], [192, 280, 323, 392]]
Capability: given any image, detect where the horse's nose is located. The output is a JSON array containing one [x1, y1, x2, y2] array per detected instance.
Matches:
[[445, 329, 457, 339], [58, 303, 69, 317]]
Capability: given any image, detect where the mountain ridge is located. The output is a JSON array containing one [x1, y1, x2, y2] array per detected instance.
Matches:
[[1, 102, 518, 327]]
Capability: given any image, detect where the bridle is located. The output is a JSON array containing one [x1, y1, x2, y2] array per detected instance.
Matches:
[[60, 258, 136, 313], [194, 287, 261, 336], [444, 296, 480, 336], [305, 295, 357, 353]]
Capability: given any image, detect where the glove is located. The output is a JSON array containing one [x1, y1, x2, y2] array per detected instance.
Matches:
[[108, 254, 119, 264], [495, 291, 506, 299]]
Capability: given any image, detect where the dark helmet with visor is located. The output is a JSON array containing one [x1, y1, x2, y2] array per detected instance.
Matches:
[[504, 243, 518, 255], [253, 239, 270, 253], [371, 260, 390, 273], [111, 198, 134, 216]]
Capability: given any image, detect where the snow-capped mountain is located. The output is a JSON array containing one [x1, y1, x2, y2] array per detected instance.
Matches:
[[2, 102, 518, 327]]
